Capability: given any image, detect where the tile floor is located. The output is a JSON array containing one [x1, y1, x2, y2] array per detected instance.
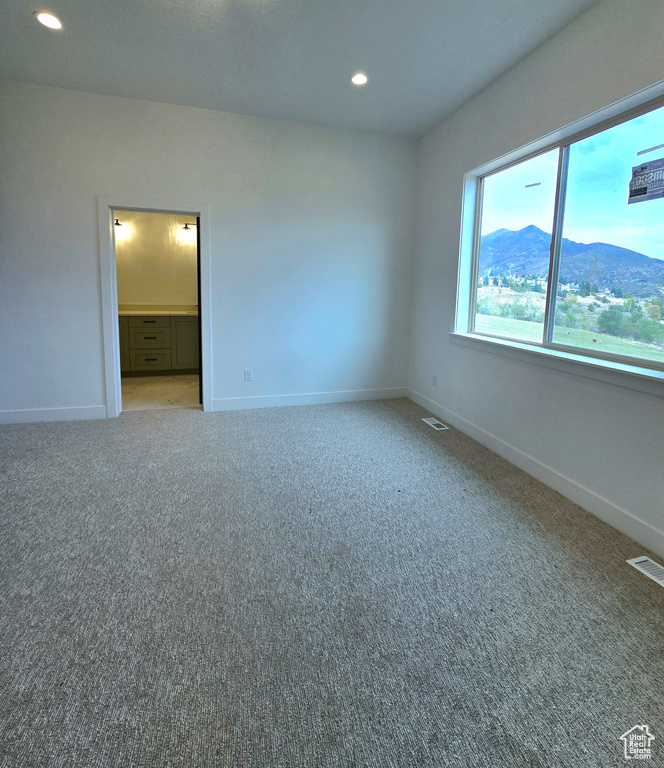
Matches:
[[121, 374, 200, 411]]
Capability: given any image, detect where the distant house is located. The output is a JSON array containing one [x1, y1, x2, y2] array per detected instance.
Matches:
[[558, 281, 577, 293]]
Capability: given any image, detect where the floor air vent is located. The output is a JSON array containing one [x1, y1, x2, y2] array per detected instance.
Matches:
[[422, 417, 449, 431], [627, 556, 664, 588]]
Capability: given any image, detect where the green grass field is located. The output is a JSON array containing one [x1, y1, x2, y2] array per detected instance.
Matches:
[[474, 314, 664, 364]]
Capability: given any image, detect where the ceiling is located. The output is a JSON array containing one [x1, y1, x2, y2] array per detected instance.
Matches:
[[1, 0, 599, 137]]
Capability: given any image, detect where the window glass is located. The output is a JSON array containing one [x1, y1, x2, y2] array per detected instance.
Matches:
[[552, 106, 664, 364], [473, 149, 559, 342]]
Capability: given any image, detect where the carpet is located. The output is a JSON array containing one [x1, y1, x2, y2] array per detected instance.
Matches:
[[1, 398, 662, 767]]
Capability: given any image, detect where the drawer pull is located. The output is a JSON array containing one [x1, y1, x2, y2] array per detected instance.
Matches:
[[144, 336, 157, 339], [143, 320, 156, 324], [145, 358, 157, 361]]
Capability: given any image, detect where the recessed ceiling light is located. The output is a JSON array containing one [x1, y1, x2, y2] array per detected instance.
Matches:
[[35, 12, 62, 29], [351, 73, 368, 86]]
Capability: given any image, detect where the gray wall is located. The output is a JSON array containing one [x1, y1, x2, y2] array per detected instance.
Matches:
[[408, 0, 664, 557], [0, 83, 416, 416]]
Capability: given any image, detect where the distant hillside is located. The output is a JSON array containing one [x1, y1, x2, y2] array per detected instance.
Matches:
[[479, 225, 664, 297]]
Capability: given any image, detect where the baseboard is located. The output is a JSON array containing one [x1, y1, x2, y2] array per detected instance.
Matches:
[[212, 387, 407, 411], [0, 405, 107, 425], [407, 388, 664, 560]]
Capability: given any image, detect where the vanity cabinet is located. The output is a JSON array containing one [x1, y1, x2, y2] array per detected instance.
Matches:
[[119, 315, 199, 373], [171, 316, 200, 369]]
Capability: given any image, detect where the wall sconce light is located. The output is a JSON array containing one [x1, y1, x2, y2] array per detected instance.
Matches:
[[176, 221, 197, 246], [114, 217, 132, 244]]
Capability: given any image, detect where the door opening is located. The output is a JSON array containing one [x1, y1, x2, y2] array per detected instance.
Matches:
[[113, 209, 202, 412]]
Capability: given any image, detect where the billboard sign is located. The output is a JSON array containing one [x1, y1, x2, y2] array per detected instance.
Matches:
[[628, 156, 664, 204]]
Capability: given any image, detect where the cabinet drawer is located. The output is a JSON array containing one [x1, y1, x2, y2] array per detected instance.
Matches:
[[129, 328, 171, 349], [127, 316, 171, 329], [130, 349, 172, 371]]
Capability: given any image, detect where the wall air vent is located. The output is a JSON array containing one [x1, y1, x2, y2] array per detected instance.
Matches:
[[422, 417, 449, 431], [627, 556, 664, 588]]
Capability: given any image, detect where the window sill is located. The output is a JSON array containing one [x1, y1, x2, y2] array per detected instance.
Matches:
[[449, 332, 664, 399]]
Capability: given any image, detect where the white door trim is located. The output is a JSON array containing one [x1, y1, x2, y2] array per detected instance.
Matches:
[[97, 196, 213, 417]]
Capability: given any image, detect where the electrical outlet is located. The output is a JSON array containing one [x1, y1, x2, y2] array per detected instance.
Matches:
[[244, 369, 253, 383], [432, 374, 438, 388]]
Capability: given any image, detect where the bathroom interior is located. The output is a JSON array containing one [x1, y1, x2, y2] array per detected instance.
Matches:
[[114, 210, 200, 411]]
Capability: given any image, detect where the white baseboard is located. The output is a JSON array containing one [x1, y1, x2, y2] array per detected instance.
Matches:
[[0, 405, 107, 425], [407, 388, 664, 560], [212, 387, 407, 411]]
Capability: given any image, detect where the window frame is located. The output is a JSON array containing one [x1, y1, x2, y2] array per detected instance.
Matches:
[[456, 85, 664, 376]]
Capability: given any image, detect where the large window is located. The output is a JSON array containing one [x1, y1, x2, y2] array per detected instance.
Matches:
[[466, 100, 664, 369]]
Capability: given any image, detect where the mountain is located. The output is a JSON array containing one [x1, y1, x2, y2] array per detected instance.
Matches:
[[479, 225, 664, 297]]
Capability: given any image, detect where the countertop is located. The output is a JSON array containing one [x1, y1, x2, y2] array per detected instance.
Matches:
[[118, 305, 198, 317]]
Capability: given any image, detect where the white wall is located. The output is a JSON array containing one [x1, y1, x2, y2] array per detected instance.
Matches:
[[116, 211, 198, 307], [0, 83, 416, 418], [409, 0, 664, 557]]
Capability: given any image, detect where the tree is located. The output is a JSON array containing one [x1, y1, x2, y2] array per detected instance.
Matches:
[[624, 296, 637, 313], [646, 303, 662, 321], [598, 306, 624, 336], [564, 309, 581, 328], [563, 293, 578, 308], [637, 318, 657, 342]]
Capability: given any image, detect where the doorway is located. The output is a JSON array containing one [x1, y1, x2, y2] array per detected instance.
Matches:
[[113, 209, 201, 411], [98, 198, 212, 418]]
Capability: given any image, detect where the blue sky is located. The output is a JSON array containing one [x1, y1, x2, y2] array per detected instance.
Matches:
[[480, 104, 664, 261]]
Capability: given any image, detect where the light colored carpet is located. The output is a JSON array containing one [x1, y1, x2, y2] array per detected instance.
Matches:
[[0, 398, 662, 767], [121, 374, 200, 411]]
